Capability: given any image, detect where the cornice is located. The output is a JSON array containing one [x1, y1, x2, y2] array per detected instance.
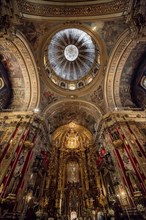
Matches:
[[27, 0, 114, 6], [17, 0, 126, 19]]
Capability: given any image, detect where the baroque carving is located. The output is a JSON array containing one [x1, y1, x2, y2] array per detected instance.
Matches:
[[17, 0, 126, 18], [105, 32, 139, 110], [0, 34, 40, 110]]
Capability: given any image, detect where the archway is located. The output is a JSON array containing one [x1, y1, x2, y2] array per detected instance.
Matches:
[[0, 32, 40, 111]]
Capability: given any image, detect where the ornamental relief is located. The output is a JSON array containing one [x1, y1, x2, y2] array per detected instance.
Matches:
[[90, 84, 106, 114], [17, 0, 126, 17], [0, 35, 40, 110], [105, 32, 136, 110], [105, 27, 146, 110]]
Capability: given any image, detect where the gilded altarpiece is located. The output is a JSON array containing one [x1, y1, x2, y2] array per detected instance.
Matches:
[[45, 124, 101, 219]]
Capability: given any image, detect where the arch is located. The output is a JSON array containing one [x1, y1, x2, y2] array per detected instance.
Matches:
[[42, 99, 102, 139], [0, 32, 40, 111], [104, 30, 138, 111]]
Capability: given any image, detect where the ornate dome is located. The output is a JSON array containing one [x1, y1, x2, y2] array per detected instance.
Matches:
[[44, 28, 100, 90]]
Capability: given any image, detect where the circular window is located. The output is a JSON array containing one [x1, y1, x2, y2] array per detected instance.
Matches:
[[44, 28, 100, 90]]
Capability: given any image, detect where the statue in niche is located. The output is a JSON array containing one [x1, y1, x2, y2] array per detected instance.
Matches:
[[8, 170, 21, 194], [8, 155, 24, 194], [119, 148, 141, 192], [67, 162, 80, 183], [120, 148, 134, 171], [126, 170, 140, 192]]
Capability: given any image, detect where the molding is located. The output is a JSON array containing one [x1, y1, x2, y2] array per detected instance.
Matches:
[[27, 0, 114, 6], [16, 31, 40, 110], [17, 0, 126, 20], [104, 30, 136, 110]]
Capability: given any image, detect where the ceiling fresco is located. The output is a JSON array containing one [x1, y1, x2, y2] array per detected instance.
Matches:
[[90, 83, 105, 113], [19, 19, 128, 58], [40, 80, 58, 110], [0, 57, 12, 110], [43, 101, 101, 136], [86, 20, 128, 55], [18, 18, 128, 113], [0, 34, 40, 111], [131, 51, 146, 109], [120, 43, 146, 108], [0, 44, 25, 110]]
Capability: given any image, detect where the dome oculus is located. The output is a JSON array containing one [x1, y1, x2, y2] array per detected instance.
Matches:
[[64, 44, 79, 61], [44, 28, 100, 90], [47, 28, 96, 81]]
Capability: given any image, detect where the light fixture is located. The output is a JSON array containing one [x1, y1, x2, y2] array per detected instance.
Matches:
[[92, 26, 96, 31], [34, 108, 39, 113]]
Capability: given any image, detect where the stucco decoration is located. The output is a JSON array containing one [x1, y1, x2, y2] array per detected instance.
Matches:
[[90, 84, 105, 114], [17, 0, 126, 19], [0, 32, 40, 111], [40, 86, 58, 111]]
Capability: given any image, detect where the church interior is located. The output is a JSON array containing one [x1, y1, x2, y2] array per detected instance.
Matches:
[[0, 0, 146, 219]]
